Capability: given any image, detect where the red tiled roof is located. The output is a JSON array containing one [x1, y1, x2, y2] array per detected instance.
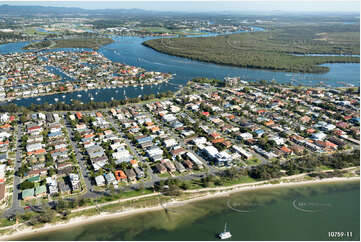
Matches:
[[115, 170, 127, 180]]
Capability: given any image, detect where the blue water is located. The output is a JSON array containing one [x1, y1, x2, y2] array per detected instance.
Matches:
[[293, 54, 360, 57], [36, 28, 57, 34], [45, 66, 76, 82], [0, 31, 359, 106]]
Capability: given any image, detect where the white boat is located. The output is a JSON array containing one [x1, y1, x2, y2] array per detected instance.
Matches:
[[218, 223, 232, 240], [90, 97, 94, 100], [77, 94, 82, 97], [111, 97, 114, 100], [62, 95, 66, 98], [115, 90, 118, 93], [36, 97, 41, 101], [54, 98, 59, 102]]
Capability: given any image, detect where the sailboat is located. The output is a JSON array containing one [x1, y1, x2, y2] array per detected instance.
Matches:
[[218, 222, 232, 239]]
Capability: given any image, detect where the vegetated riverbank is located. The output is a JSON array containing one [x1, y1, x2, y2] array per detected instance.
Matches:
[[143, 24, 360, 74], [23, 37, 114, 50], [0, 173, 359, 241]]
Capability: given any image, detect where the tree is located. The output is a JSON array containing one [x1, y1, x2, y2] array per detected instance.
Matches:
[[19, 180, 34, 190], [20, 114, 28, 123], [180, 181, 191, 190]]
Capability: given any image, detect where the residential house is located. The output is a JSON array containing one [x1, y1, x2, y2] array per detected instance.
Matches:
[[155, 163, 167, 174], [133, 167, 145, 179], [22, 188, 35, 201], [125, 169, 137, 182], [35, 185, 47, 197], [95, 175, 106, 186]]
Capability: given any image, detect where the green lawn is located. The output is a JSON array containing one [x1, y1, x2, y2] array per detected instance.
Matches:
[[8, 152, 16, 159], [0, 218, 16, 228], [138, 27, 172, 33], [245, 158, 261, 166], [23, 28, 49, 36], [220, 176, 257, 186], [158, 172, 172, 178]]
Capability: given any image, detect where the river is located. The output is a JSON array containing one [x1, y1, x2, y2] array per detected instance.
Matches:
[[0, 30, 359, 106], [13, 181, 360, 241]]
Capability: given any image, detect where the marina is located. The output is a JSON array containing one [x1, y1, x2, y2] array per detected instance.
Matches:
[[0, 33, 358, 107]]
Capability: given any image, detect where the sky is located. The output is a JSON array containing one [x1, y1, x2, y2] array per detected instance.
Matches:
[[0, 1, 359, 13]]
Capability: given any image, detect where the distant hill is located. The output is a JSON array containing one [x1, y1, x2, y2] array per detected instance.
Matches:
[[0, 4, 87, 15], [0, 4, 176, 17]]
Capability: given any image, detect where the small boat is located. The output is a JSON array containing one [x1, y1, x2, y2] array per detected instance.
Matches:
[[77, 94, 82, 97], [115, 90, 118, 93], [90, 97, 94, 100], [54, 98, 59, 102], [95, 92, 98, 95], [218, 223, 232, 240], [111, 97, 114, 100], [62, 95, 66, 98], [36, 97, 41, 101]]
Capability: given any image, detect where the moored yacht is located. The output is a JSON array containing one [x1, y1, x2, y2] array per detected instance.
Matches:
[[218, 223, 232, 240]]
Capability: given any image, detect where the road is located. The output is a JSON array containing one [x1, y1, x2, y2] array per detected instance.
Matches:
[[143, 106, 218, 175], [64, 119, 98, 199], [3, 124, 24, 217], [103, 113, 159, 183]]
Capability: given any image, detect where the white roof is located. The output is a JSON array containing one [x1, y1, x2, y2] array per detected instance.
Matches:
[[186, 152, 203, 165], [0, 164, 6, 179], [203, 146, 219, 157]]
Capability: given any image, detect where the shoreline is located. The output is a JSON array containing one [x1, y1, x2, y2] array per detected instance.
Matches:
[[1, 175, 359, 241], [142, 41, 360, 75], [6, 79, 169, 103]]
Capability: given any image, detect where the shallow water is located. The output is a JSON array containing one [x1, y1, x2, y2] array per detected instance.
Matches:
[[16, 181, 360, 241]]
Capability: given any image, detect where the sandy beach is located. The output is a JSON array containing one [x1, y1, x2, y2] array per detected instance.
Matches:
[[0, 175, 359, 241]]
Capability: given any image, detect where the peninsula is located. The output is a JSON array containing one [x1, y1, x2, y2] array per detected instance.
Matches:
[[143, 24, 360, 73], [23, 37, 114, 50]]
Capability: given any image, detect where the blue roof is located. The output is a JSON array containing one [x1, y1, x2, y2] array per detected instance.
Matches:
[[137, 136, 153, 144], [48, 131, 62, 137]]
